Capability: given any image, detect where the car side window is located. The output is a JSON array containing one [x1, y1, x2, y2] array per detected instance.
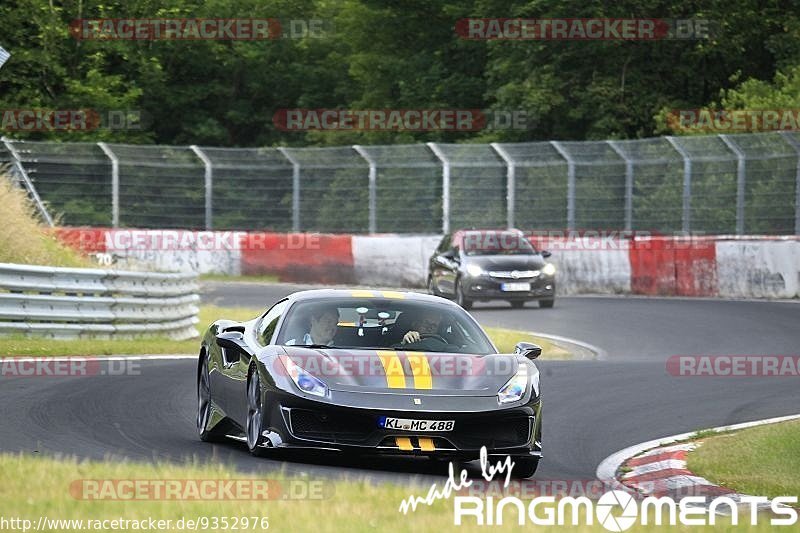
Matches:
[[257, 299, 288, 346]]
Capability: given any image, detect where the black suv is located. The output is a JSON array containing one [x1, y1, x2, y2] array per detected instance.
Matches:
[[427, 229, 555, 309]]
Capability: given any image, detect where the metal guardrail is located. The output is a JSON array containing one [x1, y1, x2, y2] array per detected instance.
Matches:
[[0, 263, 200, 340]]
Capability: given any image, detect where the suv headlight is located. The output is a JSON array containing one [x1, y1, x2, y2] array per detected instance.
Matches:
[[542, 263, 556, 276], [498, 364, 529, 404], [280, 356, 328, 397], [466, 264, 484, 277]]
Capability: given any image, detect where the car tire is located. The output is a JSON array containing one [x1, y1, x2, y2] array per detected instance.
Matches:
[[510, 300, 525, 309], [197, 353, 228, 443], [538, 299, 555, 309], [246, 365, 269, 457], [455, 279, 473, 310], [511, 456, 540, 478]]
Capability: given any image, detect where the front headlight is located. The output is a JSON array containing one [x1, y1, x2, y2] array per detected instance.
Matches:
[[280, 356, 328, 397], [542, 263, 556, 276], [466, 264, 484, 277], [497, 364, 528, 404]]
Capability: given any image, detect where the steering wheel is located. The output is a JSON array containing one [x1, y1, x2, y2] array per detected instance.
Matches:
[[418, 334, 447, 343], [392, 333, 448, 349]]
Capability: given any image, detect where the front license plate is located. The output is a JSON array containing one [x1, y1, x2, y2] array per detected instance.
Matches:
[[501, 282, 531, 291], [380, 417, 455, 432]]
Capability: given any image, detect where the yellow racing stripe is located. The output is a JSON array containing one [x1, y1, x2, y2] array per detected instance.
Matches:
[[395, 437, 414, 451], [405, 352, 432, 390], [380, 291, 405, 299], [377, 351, 406, 388], [350, 290, 374, 297], [417, 437, 436, 451]]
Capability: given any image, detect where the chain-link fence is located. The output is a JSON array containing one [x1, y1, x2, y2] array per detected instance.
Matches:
[[2, 132, 799, 235]]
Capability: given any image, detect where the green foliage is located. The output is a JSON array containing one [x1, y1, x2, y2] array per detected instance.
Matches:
[[2, 0, 798, 146], [2, 1, 800, 233]]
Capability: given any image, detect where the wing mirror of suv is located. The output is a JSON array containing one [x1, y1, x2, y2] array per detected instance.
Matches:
[[541, 250, 552, 258], [514, 341, 542, 360], [441, 249, 459, 262]]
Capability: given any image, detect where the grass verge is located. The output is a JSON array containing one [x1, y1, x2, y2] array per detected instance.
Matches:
[[0, 307, 576, 359], [0, 453, 770, 532], [0, 174, 89, 267], [687, 419, 800, 499]]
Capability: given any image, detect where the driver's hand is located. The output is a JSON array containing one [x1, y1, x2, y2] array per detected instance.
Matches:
[[402, 330, 421, 344]]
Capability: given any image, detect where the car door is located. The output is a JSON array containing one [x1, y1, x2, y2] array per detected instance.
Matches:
[[222, 299, 288, 426], [433, 234, 460, 295]]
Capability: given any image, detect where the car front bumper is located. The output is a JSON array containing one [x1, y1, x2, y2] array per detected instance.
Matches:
[[462, 275, 555, 301], [257, 389, 543, 460]]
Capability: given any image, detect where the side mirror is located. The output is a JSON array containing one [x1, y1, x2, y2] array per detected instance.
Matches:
[[541, 250, 552, 258], [216, 330, 246, 351], [514, 341, 542, 360]]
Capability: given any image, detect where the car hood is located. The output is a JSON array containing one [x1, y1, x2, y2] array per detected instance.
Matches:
[[279, 347, 521, 396], [465, 254, 547, 271]]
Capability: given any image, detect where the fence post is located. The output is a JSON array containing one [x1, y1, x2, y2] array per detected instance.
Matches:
[[607, 140, 633, 231], [550, 141, 575, 230], [353, 145, 377, 234], [779, 132, 800, 235], [190, 145, 213, 230], [277, 148, 301, 232], [718, 135, 746, 235], [490, 143, 516, 229], [427, 142, 450, 234], [665, 136, 692, 233], [1, 137, 54, 226], [97, 142, 120, 228]]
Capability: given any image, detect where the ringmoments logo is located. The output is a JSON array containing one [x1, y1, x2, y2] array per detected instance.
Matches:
[[397, 449, 798, 530]]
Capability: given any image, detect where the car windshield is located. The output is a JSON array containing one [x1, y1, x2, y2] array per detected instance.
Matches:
[[275, 297, 495, 354], [462, 232, 537, 256]]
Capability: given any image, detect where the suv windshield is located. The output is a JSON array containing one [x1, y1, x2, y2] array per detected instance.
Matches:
[[276, 297, 495, 354]]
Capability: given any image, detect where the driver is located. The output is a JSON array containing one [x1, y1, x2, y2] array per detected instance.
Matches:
[[401, 309, 443, 344], [286, 307, 339, 346]]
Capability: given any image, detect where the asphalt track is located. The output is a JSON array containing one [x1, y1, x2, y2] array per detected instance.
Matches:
[[1, 281, 799, 487]]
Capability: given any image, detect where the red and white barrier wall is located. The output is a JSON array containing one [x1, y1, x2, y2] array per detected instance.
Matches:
[[53, 228, 800, 299]]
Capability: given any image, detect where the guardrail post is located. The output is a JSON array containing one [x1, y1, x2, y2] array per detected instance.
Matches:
[[97, 142, 120, 228], [427, 142, 450, 234], [190, 145, 213, 230], [779, 132, 800, 235], [550, 141, 575, 230], [353, 145, 377, 234], [1, 137, 54, 226], [718, 135, 746, 235], [277, 147, 301, 232], [607, 140, 633, 231], [665, 136, 692, 233], [490, 143, 516, 229]]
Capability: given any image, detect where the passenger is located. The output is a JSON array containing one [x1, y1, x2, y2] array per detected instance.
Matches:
[[286, 307, 339, 346]]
